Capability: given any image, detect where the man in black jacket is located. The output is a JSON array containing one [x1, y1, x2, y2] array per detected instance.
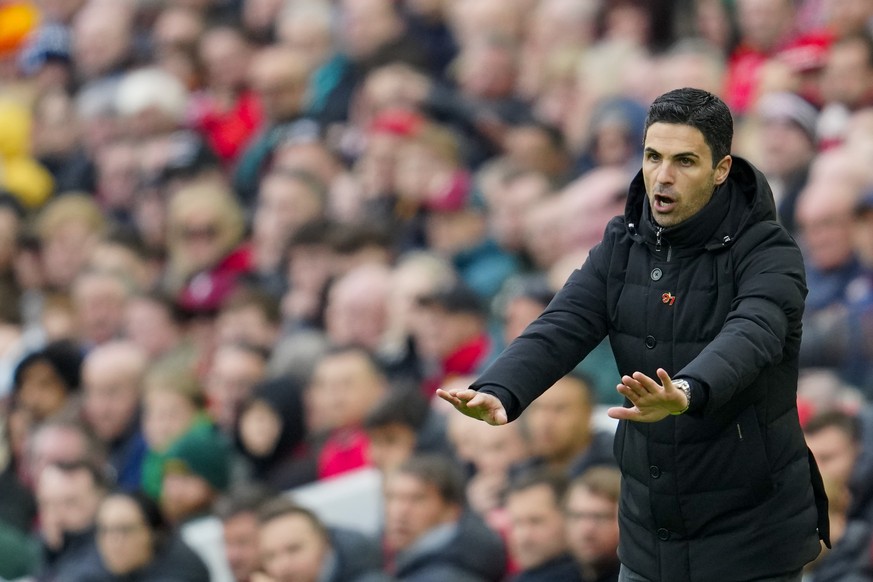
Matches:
[[438, 87, 829, 582]]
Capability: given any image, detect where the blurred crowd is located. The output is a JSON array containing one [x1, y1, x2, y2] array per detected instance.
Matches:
[[1, 0, 873, 580]]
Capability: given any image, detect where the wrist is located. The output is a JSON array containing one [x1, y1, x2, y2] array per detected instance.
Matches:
[[670, 378, 692, 415]]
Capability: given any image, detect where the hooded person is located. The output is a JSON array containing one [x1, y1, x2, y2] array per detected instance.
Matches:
[[234, 375, 308, 489]]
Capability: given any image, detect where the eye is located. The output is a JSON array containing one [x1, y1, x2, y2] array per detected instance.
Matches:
[[645, 152, 660, 162], [679, 157, 694, 167]]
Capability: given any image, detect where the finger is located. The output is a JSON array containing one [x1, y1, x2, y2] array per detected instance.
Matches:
[[607, 405, 639, 420], [656, 368, 672, 387], [632, 371, 658, 393], [435, 389, 460, 406]]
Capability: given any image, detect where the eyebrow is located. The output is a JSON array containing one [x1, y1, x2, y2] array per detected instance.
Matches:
[[644, 147, 701, 160]]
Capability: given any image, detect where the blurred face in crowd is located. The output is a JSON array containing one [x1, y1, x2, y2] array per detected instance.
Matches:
[[564, 484, 620, 568], [215, 304, 279, 353], [238, 400, 282, 457], [821, 36, 873, 108], [642, 123, 731, 228], [383, 472, 460, 552], [796, 181, 857, 271], [412, 306, 484, 361], [27, 424, 91, 485], [161, 470, 214, 523], [142, 390, 197, 453], [72, 2, 133, 80], [736, 0, 794, 52], [206, 344, 266, 433], [41, 220, 100, 290], [223, 511, 261, 581], [324, 267, 391, 352], [340, 0, 403, 60], [72, 271, 129, 346], [259, 512, 328, 582], [96, 495, 154, 575], [249, 48, 310, 122], [366, 422, 417, 473], [507, 483, 568, 570], [16, 361, 68, 422], [806, 425, 859, 490], [82, 348, 143, 443], [523, 376, 593, 466], [758, 118, 816, 179], [199, 26, 251, 91], [38, 464, 104, 549], [306, 350, 386, 433], [123, 297, 181, 359]]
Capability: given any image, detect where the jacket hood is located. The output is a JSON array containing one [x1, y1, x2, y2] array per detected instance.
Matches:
[[624, 156, 777, 251]]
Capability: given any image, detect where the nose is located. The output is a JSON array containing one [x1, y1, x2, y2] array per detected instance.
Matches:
[[656, 160, 675, 185]]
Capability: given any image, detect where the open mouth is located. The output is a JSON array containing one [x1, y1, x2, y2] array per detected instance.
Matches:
[[654, 194, 676, 212]]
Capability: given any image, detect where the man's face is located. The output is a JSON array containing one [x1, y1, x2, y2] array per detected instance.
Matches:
[[83, 362, 140, 442], [523, 376, 592, 464], [642, 122, 731, 228], [806, 426, 859, 490], [366, 423, 417, 473], [259, 513, 327, 582], [383, 472, 458, 552], [37, 466, 104, 547], [206, 346, 266, 432], [223, 512, 261, 582], [564, 485, 619, 568], [305, 351, 385, 433], [506, 484, 568, 570], [160, 472, 214, 523]]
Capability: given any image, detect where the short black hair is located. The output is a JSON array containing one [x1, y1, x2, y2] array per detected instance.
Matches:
[[644, 87, 733, 167], [257, 496, 329, 540], [804, 409, 862, 443], [393, 454, 466, 507], [507, 468, 569, 506], [364, 388, 429, 431], [214, 483, 275, 521]]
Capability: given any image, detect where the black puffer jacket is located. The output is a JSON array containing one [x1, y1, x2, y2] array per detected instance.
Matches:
[[474, 158, 828, 581]]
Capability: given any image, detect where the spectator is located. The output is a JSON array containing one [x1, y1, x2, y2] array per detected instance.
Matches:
[[514, 373, 615, 478], [750, 91, 819, 236], [164, 179, 252, 315], [363, 387, 448, 474], [139, 360, 211, 499], [413, 281, 492, 395], [34, 193, 107, 292], [233, 46, 316, 205], [235, 376, 307, 490], [35, 460, 108, 581], [192, 25, 261, 165], [257, 496, 390, 582], [324, 263, 393, 354], [305, 345, 389, 481], [11, 339, 83, 426], [249, 169, 328, 293], [204, 342, 269, 436], [564, 466, 621, 582], [80, 340, 147, 490], [214, 484, 273, 582], [76, 490, 210, 581], [505, 469, 581, 581], [123, 290, 188, 360], [161, 426, 235, 582], [382, 454, 506, 581], [70, 268, 132, 347]]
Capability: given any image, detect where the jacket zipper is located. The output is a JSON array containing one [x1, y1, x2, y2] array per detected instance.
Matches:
[[655, 227, 672, 261]]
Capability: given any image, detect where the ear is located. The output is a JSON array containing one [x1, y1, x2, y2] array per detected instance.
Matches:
[[714, 155, 732, 185]]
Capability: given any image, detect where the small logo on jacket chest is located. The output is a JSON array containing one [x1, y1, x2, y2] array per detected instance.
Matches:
[[661, 291, 676, 306]]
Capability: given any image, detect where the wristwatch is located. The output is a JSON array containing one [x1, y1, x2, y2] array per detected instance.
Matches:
[[670, 379, 691, 415]]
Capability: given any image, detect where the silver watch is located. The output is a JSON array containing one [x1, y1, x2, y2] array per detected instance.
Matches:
[[670, 379, 691, 415]]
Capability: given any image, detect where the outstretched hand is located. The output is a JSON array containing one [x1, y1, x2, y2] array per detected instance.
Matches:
[[436, 387, 508, 426], [607, 368, 688, 422]]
